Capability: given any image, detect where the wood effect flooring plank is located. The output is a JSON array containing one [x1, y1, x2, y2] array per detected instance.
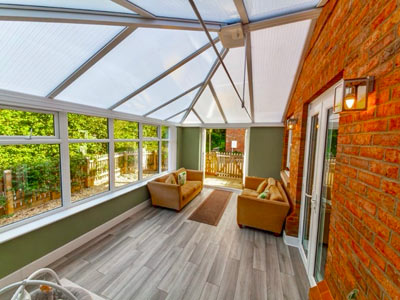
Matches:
[[216, 258, 240, 300], [289, 246, 310, 300], [234, 241, 254, 300], [251, 269, 268, 300], [165, 262, 198, 300], [280, 272, 302, 300], [199, 282, 219, 300], [265, 241, 284, 300], [276, 238, 295, 276]]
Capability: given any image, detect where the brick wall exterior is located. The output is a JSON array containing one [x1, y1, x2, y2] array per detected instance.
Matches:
[[285, 0, 400, 299], [225, 128, 245, 153]]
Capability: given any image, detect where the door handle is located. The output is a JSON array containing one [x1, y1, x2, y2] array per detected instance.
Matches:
[[311, 194, 318, 212]]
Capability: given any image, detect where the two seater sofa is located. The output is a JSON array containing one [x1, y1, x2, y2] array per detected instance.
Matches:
[[237, 176, 290, 235], [147, 168, 203, 211]]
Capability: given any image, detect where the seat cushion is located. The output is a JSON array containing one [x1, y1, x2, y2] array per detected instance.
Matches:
[[155, 174, 170, 183], [242, 188, 259, 198], [181, 181, 202, 200], [256, 180, 268, 193], [165, 174, 177, 185]]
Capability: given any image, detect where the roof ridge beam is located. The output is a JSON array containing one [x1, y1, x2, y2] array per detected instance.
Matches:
[[111, 0, 155, 18], [48, 26, 137, 99], [144, 83, 203, 117], [109, 37, 220, 110], [208, 82, 227, 124], [181, 48, 229, 124]]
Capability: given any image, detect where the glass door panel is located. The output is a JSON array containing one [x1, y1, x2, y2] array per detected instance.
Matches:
[[301, 114, 319, 257], [314, 108, 338, 282]]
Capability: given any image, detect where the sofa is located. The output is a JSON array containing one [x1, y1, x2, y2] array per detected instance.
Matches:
[[147, 168, 203, 211], [237, 176, 290, 235]]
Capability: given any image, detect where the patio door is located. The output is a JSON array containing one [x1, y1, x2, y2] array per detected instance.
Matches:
[[299, 82, 341, 285]]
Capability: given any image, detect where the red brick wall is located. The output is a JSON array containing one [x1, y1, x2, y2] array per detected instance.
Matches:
[[225, 128, 245, 153], [285, 0, 400, 299]]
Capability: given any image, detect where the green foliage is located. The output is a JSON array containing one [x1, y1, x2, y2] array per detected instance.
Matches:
[[161, 126, 169, 139], [143, 124, 158, 138], [68, 113, 108, 139], [0, 109, 54, 136], [206, 129, 226, 152], [114, 120, 139, 139], [347, 289, 359, 300]]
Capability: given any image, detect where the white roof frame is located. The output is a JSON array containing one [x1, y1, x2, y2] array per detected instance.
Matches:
[[110, 0, 155, 18]]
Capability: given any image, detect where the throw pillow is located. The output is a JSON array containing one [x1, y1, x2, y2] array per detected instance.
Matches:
[[256, 180, 267, 193], [165, 174, 177, 185], [178, 171, 187, 186], [257, 192, 267, 199]]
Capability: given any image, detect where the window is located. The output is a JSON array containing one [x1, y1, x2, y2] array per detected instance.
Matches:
[[114, 120, 139, 187], [0, 108, 61, 228], [68, 113, 109, 202], [0, 107, 173, 231]]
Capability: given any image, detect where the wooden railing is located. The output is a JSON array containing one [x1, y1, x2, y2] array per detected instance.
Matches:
[[205, 151, 243, 179]]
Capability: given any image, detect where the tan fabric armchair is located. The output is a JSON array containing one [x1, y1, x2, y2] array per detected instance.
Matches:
[[147, 168, 203, 211], [237, 176, 290, 234]]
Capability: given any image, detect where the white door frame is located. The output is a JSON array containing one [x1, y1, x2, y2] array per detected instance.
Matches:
[[298, 81, 342, 285]]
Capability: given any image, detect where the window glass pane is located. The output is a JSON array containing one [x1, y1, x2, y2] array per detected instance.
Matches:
[[0, 0, 137, 14], [115, 142, 139, 187], [0, 21, 123, 97], [147, 88, 199, 120], [183, 111, 201, 124], [128, 0, 240, 23], [251, 20, 311, 122], [69, 143, 109, 202], [114, 119, 138, 139], [143, 125, 158, 138], [68, 113, 108, 139], [115, 45, 221, 115], [58, 28, 215, 108], [0, 144, 61, 227], [162, 141, 169, 172], [143, 141, 159, 179], [194, 86, 225, 123], [244, 0, 319, 22], [161, 126, 169, 139], [0, 108, 55, 136]]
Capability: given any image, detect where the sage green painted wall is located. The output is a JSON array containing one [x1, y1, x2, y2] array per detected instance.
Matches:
[[177, 127, 201, 170], [248, 127, 284, 178], [0, 186, 149, 279]]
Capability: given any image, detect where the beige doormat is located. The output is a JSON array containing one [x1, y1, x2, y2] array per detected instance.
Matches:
[[188, 189, 232, 226]]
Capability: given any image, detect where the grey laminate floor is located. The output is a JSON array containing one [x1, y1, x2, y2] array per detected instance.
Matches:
[[49, 188, 310, 300]]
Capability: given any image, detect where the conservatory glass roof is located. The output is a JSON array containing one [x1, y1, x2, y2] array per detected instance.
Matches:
[[0, 0, 322, 125]]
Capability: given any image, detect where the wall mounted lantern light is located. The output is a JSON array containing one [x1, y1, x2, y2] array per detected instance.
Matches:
[[287, 118, 298, 130], [334, 76, 374, 113]]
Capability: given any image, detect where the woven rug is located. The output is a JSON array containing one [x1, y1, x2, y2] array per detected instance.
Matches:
[[188, 189, 232, 226]]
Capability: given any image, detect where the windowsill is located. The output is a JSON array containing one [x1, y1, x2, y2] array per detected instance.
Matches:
[[0, 171, 171, 244], [280, 170, 290, 189]]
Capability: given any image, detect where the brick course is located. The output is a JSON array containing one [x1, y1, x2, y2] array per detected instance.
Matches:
[[284, 0, 400, 298]]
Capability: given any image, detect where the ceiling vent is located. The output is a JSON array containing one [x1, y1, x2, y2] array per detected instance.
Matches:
[[218, 23, 245, 48]]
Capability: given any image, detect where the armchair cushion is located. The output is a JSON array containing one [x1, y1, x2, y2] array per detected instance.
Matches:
[[178, 171, 187, 186], [181, 181, 202, 200], [242, 188, 259, 197], [173, 168, 186, 181], [165, 174, 177, 185], [269, 185, 283, 202], [256, 180, 268, 193]]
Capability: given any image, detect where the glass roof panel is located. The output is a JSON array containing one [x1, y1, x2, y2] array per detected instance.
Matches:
[[58, 28, 216, 108], [147, 88, 199, 120], [115, 44, 222, 115], [210, 49, 251, 123], [244, 0, 319, 22], [0, 21, 123, 97], [169, 111, 186, 123], [251, 20, 312, 122], [194, 86, 224, 123], [183, 111, 201, 124], [128, 0, 240, 23], [0, 0, 136, 14]]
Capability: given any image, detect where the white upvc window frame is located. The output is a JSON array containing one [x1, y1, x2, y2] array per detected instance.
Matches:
[[0, 107, 173, 238], [285, 121, 293, 175]]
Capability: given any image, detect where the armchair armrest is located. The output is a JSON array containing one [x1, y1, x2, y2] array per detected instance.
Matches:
[[187, 169, 203, 182], [244, 176, 266, 190], [147, 181, 181, 210]]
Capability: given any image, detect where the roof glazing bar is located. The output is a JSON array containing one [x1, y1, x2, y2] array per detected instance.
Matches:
[[208, 82, 227, 124], [165, 109, 187, 121], [0, 5, 222, 32], [143, 83, 203, 117], [111, 0, 155, 18], [188, 0, 245, 108], [192, 108, 204, 124], [233, 0, 249, 24], [109, 37, 220, 110], [181, 48, 228, 123], [48, 26, 137, 99], [245, 33, 255, 121]]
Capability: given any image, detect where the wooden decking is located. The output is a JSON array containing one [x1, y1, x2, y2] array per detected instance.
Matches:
[[204, 175, 243, 190], [49, 188, 309, 300]]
